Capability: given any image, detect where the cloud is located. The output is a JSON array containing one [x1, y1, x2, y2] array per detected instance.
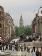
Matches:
[[0, 0, 41, 7], [10, 0, 41, 5]]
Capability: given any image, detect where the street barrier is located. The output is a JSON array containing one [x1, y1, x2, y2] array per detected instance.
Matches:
[[18, 41, 42, 47], [11, 51, 32, 56], [33, 41, 42, 47]]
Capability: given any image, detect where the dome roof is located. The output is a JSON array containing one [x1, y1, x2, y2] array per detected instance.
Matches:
[[0, 6, 4, 12]]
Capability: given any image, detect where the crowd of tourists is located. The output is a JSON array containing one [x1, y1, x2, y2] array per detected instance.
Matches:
[[0, 41, 42, 56], [9, 42, 42, 56], [5, 42, 42, 56]]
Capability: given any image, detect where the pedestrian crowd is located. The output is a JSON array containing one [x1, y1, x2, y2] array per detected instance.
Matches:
[[5, 42, 42, 56], [0, 41, 42, 56]]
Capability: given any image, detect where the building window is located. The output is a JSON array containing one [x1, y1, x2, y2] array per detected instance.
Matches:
[[41, 10, 42, 14], [0, 11, 1, 15], [0, 23, 2, 28]]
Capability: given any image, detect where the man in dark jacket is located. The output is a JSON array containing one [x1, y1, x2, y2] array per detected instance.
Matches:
[[36, 48, 41, 56]]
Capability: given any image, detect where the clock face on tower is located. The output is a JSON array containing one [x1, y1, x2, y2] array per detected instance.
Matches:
[[38, 7, 42, 16]]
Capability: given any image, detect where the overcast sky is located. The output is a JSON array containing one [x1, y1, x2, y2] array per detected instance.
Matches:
[[0, 0, 42, 26]]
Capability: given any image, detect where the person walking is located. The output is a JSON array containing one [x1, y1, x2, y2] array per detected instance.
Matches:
[[32, 47, 36, 56], [24, 44, 26, 51], [36, 48, 41, 56], [40, 47, 42, 56]]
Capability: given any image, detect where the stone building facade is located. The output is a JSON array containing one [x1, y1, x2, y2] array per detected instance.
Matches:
[[0, 6, 15, 43], [32, 7, 42, 40]]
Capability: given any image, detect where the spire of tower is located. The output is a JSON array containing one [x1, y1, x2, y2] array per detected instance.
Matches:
[[19, 14, 24, 27]]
